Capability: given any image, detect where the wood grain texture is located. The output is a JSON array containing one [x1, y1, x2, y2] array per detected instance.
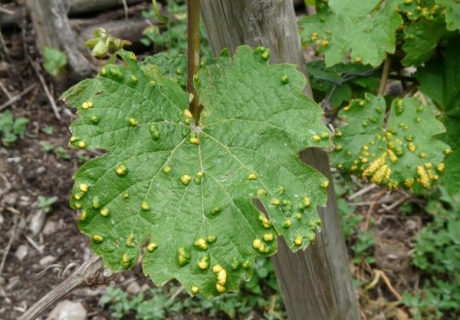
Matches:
[[201, 2, 359, 319]]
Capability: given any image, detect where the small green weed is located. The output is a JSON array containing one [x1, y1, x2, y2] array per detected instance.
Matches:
[[41, 125, 54, 135], [402, 187, 460, 319], [37, 195, 58, 213], [102, 257, 285, 319], [42, 47, 67, 76], [0, 110, 29, 147], [141, 0, 212, 63], [40, 142, 72, 160]]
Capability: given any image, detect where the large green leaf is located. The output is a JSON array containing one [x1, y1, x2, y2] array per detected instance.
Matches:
[[401, 17, 447, 66], [299, 0, 402, 67], [417, 39, 460, 113], [332, 94, 450, 190], [62, 47, 330, 297], [437, 0, 460, 31]]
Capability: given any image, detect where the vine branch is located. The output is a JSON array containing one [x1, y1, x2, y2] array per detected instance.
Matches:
[[18, 256, 107, 320], [187, 0, 201, 123]]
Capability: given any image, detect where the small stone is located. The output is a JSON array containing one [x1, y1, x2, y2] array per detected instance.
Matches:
[[46, 300, 87, 320], [39, 255, 57, 266], [29, 209, 47, 236], [126, 281, 141, 295], [14, 244, 28, 261]]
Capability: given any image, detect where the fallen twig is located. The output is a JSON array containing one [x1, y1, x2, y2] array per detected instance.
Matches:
[[0, 84, 37, 112], [26, 56, 61, 120], [0, 214, 17, 277], [18, 256, 104, 320]]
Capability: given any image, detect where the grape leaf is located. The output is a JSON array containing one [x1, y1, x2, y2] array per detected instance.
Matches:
[[417, 39, 460, 113], [438, 117, 460, 196], [332, 93, 451, 190], [401, 17, 448, 66], [299, 0, 402, 67], [437, 0, 460, 31], [62, 46, 331, 297]]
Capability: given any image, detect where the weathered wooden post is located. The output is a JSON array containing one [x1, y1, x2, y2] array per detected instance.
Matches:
[[201, 2, 359, 319]]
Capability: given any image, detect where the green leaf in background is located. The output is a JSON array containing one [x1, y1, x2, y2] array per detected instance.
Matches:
[[307, 60, 380, 109], [299, 0, 402, 67], [437, 0, 460, 31], [417, 39, 460, 113], [62, 46, 330, 297], [43, 47, 68, 76], [437, 117, 460, 196], [401, 17, 447, 66], [332, 93, 451, 190]]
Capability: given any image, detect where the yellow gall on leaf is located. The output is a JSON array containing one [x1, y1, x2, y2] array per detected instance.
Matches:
[[404, 179, 414, 188], [257, 188, 267, 197], [408, 142, 416, 153], [194, 238, 208, 250], [284, 219, 292, 228], [217, 269, 227, 286], [198, 259, 209, 270], [70, 136, 78, 142], [335, 144, 343, 151], [416, 165, 430, 189], [147, 242, 158, 252], [130, 75, 138, 83], [294, 235, 303, 246], [92, 235, 103, 242], [74, 202, 81, 209], [78, 141, 86, 149], [216, 284, 226, 293], [212, 264, 223, 274], [129, 118, 138, 126], [424, 162, 433, 169], [190, 137, 200, 145], [444, 149, 452, 155], [191, 286, 199, 294], [79, 184, 89, 193], [355, 57, 362, 63], [181, 175, 192, 186], [100, 207, 109, 217], [263, 233, 274, 242], [247, 173, 257, 180], [252, 238, 262, 250], [100, 67, 107, 75], [303, 196, 312, 207], [163, 165, 172, 173], [127, 234, 135, 246], [295, 212, 303, 220], [270, 198, 280, 206], [80, 210, 87, 221], [141, 201, 151, 211], [121, 253, 131, 269], [321, 180, 329, 188], [419, 152, 427, 159], [312, 135, 321, 142], [115, 164, 128, 176], [437, 163, 445, 172], [281, 74, 289, 84]]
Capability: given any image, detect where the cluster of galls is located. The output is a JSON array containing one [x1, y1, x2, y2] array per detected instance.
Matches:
[[335, 98, 451, 189], [397, 0, 444, 21]]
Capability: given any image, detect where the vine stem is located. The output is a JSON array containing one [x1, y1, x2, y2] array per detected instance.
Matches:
[[187, 0, 201, 123], [377, 56, 391, 96]]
